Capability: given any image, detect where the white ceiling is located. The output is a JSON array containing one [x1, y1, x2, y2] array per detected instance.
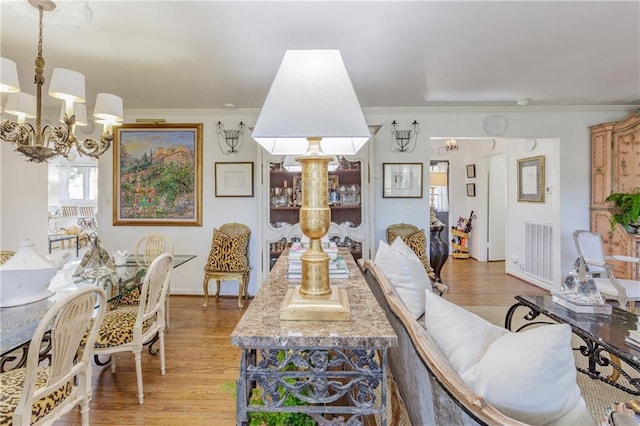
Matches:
[[1, 0, 639, 111]]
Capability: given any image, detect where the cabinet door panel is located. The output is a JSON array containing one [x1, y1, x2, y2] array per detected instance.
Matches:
[[591, 131, 611, 207], [612, 124, 640, 194], [591, 210, 635, 279]]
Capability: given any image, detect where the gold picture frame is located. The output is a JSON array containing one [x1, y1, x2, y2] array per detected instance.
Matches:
[[113, 123, 203, 226], [517, 155, 545, 203]]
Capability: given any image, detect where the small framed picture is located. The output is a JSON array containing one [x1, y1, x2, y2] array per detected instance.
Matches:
[[382, 163, 423, 198], [466, 164, 476, 179], [215, 162, 254, 197], [466, 183, 476, 197], [517, 155, 545, 203]]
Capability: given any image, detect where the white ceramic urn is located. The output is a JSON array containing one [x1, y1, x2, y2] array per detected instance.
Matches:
[[0, 239, 57, 307]]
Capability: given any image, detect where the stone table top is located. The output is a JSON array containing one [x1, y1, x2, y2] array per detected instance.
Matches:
[[231, 249, 397, 349]]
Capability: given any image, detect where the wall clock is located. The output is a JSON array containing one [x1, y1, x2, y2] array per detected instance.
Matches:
[[483, 115, 508, 136]]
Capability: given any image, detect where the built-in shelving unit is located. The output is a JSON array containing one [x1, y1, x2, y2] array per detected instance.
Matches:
[[256, 125, 381, 287]]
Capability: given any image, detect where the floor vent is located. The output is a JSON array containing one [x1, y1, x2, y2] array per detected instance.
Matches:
[[525, 221, 553, 283]]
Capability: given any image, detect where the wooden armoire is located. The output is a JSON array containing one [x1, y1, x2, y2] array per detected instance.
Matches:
[[590, 110, 640, 279]]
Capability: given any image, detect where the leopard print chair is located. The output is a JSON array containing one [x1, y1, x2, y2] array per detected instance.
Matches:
[[119, 233, 173, 313], [90, 253, 173, 405], [0, 286, 107, 426], [202, 223, 251, 310], [386, 223, 449, 295]]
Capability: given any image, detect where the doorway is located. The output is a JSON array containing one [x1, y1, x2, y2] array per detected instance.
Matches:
[[430, 161, 449, 243]]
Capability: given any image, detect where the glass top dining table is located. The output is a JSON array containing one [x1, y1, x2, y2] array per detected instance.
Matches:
[[0, 254, 196, 370]]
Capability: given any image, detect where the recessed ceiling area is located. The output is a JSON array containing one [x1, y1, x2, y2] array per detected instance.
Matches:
[[1, 1, 638, 110]]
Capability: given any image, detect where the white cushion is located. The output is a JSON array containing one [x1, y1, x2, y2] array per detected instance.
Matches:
[[424, 289, 593, 426], [594, 277, 640, 298], [423, 288, 507, 375], [374, 240, 430, 319]]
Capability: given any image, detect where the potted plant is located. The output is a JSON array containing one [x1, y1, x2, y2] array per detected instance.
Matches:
[[605, 188, 640, 233]]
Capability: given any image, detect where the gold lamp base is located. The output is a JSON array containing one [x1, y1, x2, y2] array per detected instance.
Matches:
[[280, 285, 350, 321]]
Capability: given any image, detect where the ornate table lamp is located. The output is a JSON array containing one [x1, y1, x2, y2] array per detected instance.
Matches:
[[252, 50, 369, 321]]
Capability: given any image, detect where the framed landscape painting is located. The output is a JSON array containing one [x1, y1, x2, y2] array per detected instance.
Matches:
[[113, 123, 203, 226]]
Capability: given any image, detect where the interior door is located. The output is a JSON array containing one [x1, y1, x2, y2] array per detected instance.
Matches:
[[487, 153, 506, 261]]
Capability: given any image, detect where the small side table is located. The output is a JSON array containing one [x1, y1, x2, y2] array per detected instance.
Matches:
[[430, 224, 448, 283], [48, 234, 79, 257]]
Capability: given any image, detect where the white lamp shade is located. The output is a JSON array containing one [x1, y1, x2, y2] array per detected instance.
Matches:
[[430, 172, 448, 186], [252, 50, 369, 155], [59, 102, 88, 126], [4, 92, 36, 118], [48, 68, 86, 103], [0, 57, 20, 93], [93, 93, 123, 122], [282, 155, 302, 172]]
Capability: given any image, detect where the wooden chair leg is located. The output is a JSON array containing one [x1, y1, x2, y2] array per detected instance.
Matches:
[[237, 279, 244, 309], [216, 280, 221, 299], [202, 277, 210, 311]]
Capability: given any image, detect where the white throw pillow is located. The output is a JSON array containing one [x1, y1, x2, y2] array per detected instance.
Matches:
[[424, 289, 592, 426], [423, 288, 507, 375], [389, 237, 432, 296], [374, 240, 429, 319], [464, 324, 587, 425]]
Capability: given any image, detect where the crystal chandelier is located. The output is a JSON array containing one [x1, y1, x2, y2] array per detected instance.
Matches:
[[445, 138, 459, 151], [0, 0, 123, 163]]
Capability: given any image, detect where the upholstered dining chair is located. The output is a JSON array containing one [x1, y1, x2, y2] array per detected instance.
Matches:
[[91, 253, 173, 405], [134, 233, 174, 266], [121, 233, 174, 318], [202, 223, 251, 310], [386, 223, 448, 295], [0, 286, 107, 426], [573, 229, 640, 311]]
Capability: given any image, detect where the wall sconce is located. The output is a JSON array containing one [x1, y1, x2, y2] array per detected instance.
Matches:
[[445, 139, 459, 151], [216, 121, 245, 155], [390, 120, 419, 153]]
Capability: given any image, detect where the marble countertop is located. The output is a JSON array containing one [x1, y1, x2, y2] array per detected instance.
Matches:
[[231, 249, 397, 349]]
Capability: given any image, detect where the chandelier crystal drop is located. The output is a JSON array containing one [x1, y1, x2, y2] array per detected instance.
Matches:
[[0, 0, 123, 163]]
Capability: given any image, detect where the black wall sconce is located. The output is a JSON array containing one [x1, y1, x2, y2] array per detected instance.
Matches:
[[390, 120, 420, 153], [216, 121, 245, 155]]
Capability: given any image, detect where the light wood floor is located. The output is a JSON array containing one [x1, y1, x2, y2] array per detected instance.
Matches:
[[55, 258, 549, 425]]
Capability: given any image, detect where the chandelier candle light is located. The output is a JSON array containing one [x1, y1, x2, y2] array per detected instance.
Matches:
[[0, 0, 123, 163], [252, 50, 369, 321]]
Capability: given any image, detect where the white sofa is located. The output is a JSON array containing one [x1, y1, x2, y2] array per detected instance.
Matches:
[[360, 256, 595, 426]]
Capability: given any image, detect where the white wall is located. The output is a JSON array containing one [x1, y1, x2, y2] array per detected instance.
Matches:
[[0, 143, 49, 255], [1, 106, 635, 296]]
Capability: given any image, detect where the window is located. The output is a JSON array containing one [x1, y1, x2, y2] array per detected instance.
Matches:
[[50, 165, 98, 204]]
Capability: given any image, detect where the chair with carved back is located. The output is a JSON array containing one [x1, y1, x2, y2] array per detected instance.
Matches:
[[0, 286, 107, 426], [202, 223, 251, 310], [573, 229, 640, 311], [91, 253, 173, 405], [120, 233, 174, 323], [77, 206, 97, 231], [134, 233, 174, 267], [386, 223, 448, 295]]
